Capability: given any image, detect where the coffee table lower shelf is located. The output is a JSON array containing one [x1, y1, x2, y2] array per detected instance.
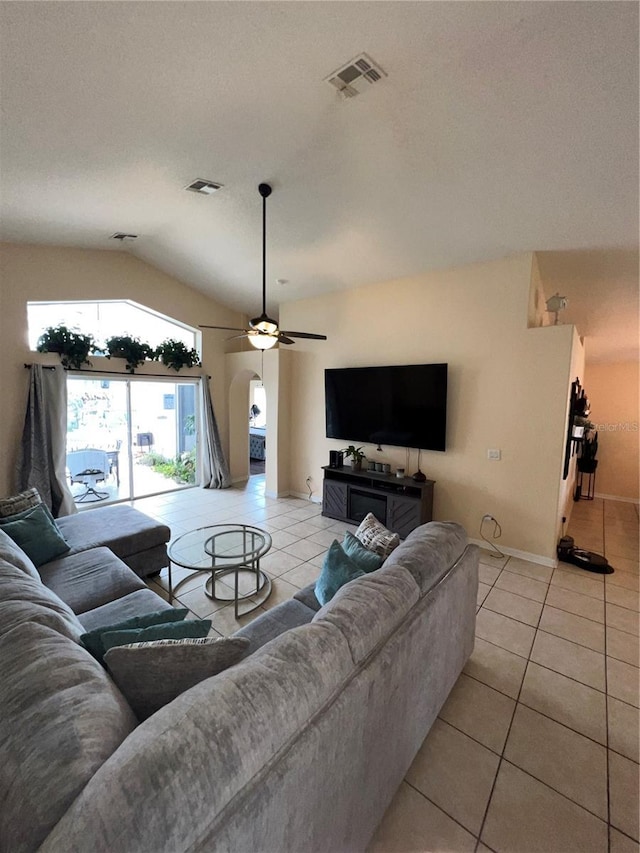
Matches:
[[204, 566, 272, 618]]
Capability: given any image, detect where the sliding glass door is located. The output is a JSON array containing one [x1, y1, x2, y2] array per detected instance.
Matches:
[[67, 376, 199, 504]]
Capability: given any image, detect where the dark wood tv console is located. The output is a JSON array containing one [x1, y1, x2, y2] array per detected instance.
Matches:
[[322, 466, 434, 539]]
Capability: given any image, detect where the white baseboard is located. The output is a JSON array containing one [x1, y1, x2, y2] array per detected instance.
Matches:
[[594, 493, 640, 505], [231, 476, 248, 485], [468, 538, 557, 569], [287, 491, 322, 504]]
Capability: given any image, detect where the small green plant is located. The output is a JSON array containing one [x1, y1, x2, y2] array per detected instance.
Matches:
[[36, 325, 95, 370], [342, 445, 366, 470], [154, 339, 201, 372], [103, 335, 154, 374], [138, 449, 196, 484]]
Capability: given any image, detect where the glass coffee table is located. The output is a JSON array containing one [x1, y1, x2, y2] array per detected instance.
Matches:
[[167, 524, 272, 617]]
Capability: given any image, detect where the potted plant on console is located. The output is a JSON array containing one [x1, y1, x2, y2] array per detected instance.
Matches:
[[342, 445, 366, 472]]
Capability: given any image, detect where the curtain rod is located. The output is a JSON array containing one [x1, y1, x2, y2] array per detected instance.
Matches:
[[24, 364, 211, 379]]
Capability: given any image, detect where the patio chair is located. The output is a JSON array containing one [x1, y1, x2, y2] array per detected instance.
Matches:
[[66, 449, 110, 503]]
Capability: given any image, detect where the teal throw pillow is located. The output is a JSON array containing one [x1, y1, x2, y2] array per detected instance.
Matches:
[[315, 540, 365, 606], [101, 619, 212, 653], [0, 503, 69, 567], [81, 608, 189, 663], [342, 531, 384, 573]]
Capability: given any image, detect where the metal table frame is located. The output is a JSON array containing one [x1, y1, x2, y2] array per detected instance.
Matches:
[[167, 524, 272, 618]]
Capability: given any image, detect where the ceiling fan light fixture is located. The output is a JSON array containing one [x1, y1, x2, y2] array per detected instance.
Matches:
[[250, 313, 278, 335], [248, 331, 278, 350]]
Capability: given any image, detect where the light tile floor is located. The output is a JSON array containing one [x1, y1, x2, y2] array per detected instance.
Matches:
[[131, 480, 639, 853]]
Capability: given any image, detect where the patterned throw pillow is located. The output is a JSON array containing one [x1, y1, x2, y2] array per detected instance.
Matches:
[[354, 512, 400, 559], [104, 636, 250, 720], [0, 488, 42, 519]]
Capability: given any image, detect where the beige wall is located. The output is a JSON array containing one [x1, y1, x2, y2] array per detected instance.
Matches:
[[281, 254, 578, 563], [584, 361, 639, 501], [0, 242, 242, 497], [557, 328, 586, 531], [528, 252, 551, 328]]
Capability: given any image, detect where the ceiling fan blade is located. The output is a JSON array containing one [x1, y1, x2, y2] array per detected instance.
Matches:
[[199, 324, 249, 333], [277, 335, 296, 345], [279, 330, 328, 340], [226, 333, 251, 341]]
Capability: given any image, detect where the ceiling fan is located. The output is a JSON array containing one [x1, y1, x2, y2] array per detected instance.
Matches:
[[200, 183, 327, 350]]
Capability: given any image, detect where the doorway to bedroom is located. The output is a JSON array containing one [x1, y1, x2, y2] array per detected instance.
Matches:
[[249, 380, 266, 477]]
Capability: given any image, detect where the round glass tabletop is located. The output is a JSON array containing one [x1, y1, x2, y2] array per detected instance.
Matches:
[[168, 523, 272, 572]]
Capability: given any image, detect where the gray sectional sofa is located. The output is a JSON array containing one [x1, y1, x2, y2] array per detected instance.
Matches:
[[0, 515, 478, 853]]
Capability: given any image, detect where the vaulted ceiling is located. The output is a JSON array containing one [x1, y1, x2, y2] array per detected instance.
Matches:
[[0, 2, 637, 359]]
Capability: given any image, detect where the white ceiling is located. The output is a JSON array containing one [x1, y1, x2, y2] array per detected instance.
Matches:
[[1, 2, 638, 357]]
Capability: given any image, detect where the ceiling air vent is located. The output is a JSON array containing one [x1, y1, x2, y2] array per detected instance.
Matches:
[[325, 53, 387, 99], [185, 179, 223, 195], [110, 233, 138, 242]]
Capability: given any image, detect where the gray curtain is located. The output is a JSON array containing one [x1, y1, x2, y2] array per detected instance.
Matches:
[[200, 375, 231, 489], [16, 365, 76, 517]]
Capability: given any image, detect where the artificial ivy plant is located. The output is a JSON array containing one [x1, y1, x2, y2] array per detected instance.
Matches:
[[104, 335, 155, 374], [36, 326, 96, 370], [154, 339, 201, 372]]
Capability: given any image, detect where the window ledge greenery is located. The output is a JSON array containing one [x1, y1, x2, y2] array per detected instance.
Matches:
[[36, 326, 201, 373], [36, 326, 96, 370]]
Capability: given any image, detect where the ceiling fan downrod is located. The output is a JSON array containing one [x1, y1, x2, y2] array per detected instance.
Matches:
[[251, 183, 277, 335]]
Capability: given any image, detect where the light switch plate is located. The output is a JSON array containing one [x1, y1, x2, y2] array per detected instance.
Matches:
[[487, 449, 501, 460]]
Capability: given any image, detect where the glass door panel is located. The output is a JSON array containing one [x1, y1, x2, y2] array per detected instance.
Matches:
[[67, 377, 131, 502], [67, 377, 199, 505], [129, 381, 198, 499]]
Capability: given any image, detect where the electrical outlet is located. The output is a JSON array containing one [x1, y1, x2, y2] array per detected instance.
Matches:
[[487, 449, 501, 461]]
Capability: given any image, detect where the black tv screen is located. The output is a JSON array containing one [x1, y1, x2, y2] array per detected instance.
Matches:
[[325, 364, 448, 451]]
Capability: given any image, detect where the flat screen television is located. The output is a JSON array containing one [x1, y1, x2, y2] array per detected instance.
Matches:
[[325, 363, 448, 451]]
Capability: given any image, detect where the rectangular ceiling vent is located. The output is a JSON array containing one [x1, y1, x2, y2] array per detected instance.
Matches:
[[185, 179, 223, 195], [325, 53, 387, 99]]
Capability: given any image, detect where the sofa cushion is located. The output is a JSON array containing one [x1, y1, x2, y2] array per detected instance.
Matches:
[[80, 606, 189, 663], [0, 561, 84, 642], [293, 583, 321, 612], [0, 486, 41, 518], [56, 505, 170, 565], [315, 540, 365, 606], [38, 546, 146, 615], [343, 531, 385, 573], [78, 587, 176, 632], [234, 598, 316, 655], [104, 636, 250, 720], [0, 503, 70, 567], [0, 527, 40, 580], [0, 621, 137, 853], [354, 512, 400, 559], [383, 521, 468, 596], [313, 564, 420, 664]]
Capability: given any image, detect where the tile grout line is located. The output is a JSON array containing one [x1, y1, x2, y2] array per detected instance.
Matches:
[[403, 780, 481, 846], [473, 562, 556, 850]]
